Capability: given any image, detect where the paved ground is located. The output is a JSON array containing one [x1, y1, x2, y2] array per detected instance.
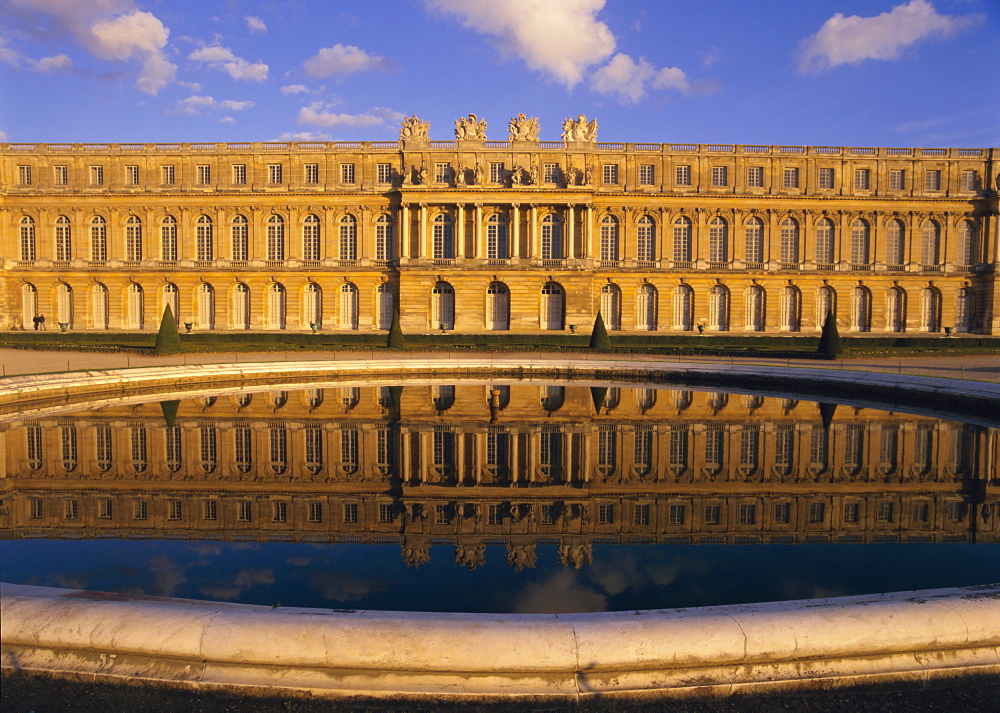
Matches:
[[2, 348, 998, 382]]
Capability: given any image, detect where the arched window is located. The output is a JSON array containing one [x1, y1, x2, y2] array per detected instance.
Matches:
[[432, 214, 454, 259], [851, 286, 871, 332], [486, 213, 509, 260], [431, 281, 455, 329], [921, 287, 941, 332], [921, 220, 940, 266], [339, 282, 358, 330], [744, 217, 764, 265], [230, 214, 248, 261], [600, 283, 622, 330], [885, 219, 905, 267], [91, 283, 108, 330], [196, 215, 213, 261], [541, 214, 563, 260], [541, 282, 564, 331], [231, 283, 250, 330], [541, 385, 565, 412], [779, 218, 799, 264], [673, 283, 693, 330], [486, 282, 510, 330], [126, 283, 143, 330], [55, 216, 72, 262], [376, 214, 394, 262], [745, 285, 764, 332], [708, 216, 728, 263], [637, 283, 656, 331], [302, 214, 321, 261], [815, 219, 834, 265], [781, 285, 801, 332], [303, 282, 322, 329], [955, 287, 973, 332], [161, 283, 179, 326], [709, 284, 729, 331], [339, 214, 357, 261], [886, 287, 906, 332], [19, 216, 36, 261], [673, 216, 692, 263], [600, 215, 619, 262], [21, 283, 38, 330], [850, 219, 870, 265], [90, 216, 107, 261], [161, 215, 177, 262], [267, 214, 285, 261], [816, 286, 836, 330], [636, 215, 655, 263], [376, 283, 393, 330], [267, 283, 286, 330], [197, 283, 214, 330], [125, 215, 142, 262], [957, 220, 976, 266]]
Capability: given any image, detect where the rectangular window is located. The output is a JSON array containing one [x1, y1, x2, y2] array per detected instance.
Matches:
[[668, 504, 686, 525], [302, 502, 320, 523], [125, 165, 139, 186], [843, 502, 860, 523], [489, 162, 505, 183], [877, 501, 894, 523], [54, 165, 68, 186], [168, 500, 182, 521], [746, 166, 764, 187], [134, 500, 147, 521], [232, 164, 247, 184], [203, 500, 217, 520], [30, 498, 43, 519], [161, 165, 175, 185], [378, 503, 393, 523], [435, 504, 449, 525], [808, 502, 826, 523], [773, 502, 791, 524], [854, 168, 870, 190], [343, 502, 358, 523], [435, 162, 450, 183], [598, 503, 615, 525], [818, 167, 834, 190], [99, 499, 113, 519], [237, 501, 252, 522], [638, 164, 655, 185], [197, 165, 211, 185], [704, 505, 721, 525], [889, 169, 905, 190], [924, 170, 941, 191], [603, 164, 619, 185], [273, 501, 288, 523], [541, 504, 555, 525], [268, 164, 283, 184], [305, 163, 319, 184], [675, 165, 691, 186], [340, 163, 355, 184], [634, 503, 651, 526], [711, 165, 728, 186], [488, 504, 502, 526], [376, 163, 392, 184], [738, 503, 756, 525], [782, 167, 799, 188], [946, 501, 963, 522], [90, 165, 104, 186], [543, 162, 559, 183], [912, 501, 930, 523], [961, 169, 979, 191], [65, 499, 79, 519], [18, 165, 32, 185]]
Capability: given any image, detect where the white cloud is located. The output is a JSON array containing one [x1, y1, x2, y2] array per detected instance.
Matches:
[[245, 16, 267, 34], [33, 53, 73, 72], [281, 84, 310, 94], [277, 130, 331, 140], [189, 44, 268, 81], [590, 53, 703, 104], [297, 101, 390, 128], [177, 94, 254, 115], [303, 44, 389, 78], [425, 0, 615, 87], [0, 37, 24, 67], [796, 0, 980, 74], [0, 130, 8, 141]]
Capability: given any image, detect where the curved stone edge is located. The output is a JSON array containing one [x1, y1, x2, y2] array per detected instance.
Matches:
[[3, 582, 999, 701]]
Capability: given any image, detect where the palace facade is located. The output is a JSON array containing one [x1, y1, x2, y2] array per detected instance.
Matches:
[[2, 115, 997, 334]]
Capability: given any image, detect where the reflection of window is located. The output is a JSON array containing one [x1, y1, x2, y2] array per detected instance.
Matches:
[[134, 500, 148, 521], [60, 425, 78, 472], [488, 504, 502, 525], [877, 501, 894, 523], [99, 499, 113, 519], [378, 503, 393, 523], [237, 501, 252, 522], [169, 500, 182, 521], [269, 426, 288, 475], [203, 500, 218, 520], [65, 499, 79, 519], [308, 502, 323, 523], [598, 426, 617, 470], [200, 426, 217, 473], [598, 503, 614, 524], [541, 504, 556, 525], [808, 502, 825, 523], [634, 503, 651, 525], [738, 503, 756, 525], [235, 426, 253, 473], [273, 502, 288, 523], [668, 504, 685, 525], [30, 499, 43, 519], [305, 427, 323, 475], [912, 501, 929, 523], [704, 505, 721, 525], [340, 429, 359, 473], [843, 502, 860, 523], [773, 502, 791, 524], [343, 502, 358, 523]]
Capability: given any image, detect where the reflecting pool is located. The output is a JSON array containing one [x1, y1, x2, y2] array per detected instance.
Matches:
[[1, 382, 997, 613]]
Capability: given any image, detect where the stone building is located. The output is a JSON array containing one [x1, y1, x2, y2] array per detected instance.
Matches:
[[2, 114, 997, 334]]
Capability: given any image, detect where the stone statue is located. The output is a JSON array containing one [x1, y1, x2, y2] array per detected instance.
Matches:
[[506, 544, 537, 571], [529, 164, 539, 185], [417, 163, 428, 185], [400, 165, 413, 186], [454, 544, 486, 570], [399, 114, 429, 140], [455, 165, 466, 186], [401, 545, 431, 568], [561, 114, 598, 142], [455, 113, 488, 141], [583, 165, 593, 185], [508, 113, 540, 141], [557, 544, 593, 570], [510, 165, 524, 186], [473, 163, 483, 185]]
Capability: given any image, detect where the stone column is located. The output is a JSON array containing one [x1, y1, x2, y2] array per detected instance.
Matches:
[[399, 204, 409, 259], [456, 203, 466, 259], [585, 205, 593, 260], [529, 205, 538, 259], [567, 205, 575, 259], [419, 203, 427, 259], [474, 204, 483, 259], [511, 203, 520, 259]]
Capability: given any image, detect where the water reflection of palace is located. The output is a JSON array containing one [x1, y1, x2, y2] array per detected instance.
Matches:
[[2, 386, 997, 563]]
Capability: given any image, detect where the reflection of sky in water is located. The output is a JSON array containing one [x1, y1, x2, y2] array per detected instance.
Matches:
[[2, 539, 997, 613]]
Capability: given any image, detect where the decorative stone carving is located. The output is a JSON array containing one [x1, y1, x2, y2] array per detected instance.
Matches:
[[455, 165, 466, 186], [401, 545, 430, 568], [455, 113, 487, 141], [506, 544, 537, 571], [558, 543, 593, 570], [400, 165, 414, 186], [473, 164, 484, 186], [399, 115, 429, 140], [510, 166, 524, 186], [454, 544, 486, 570], [561, 114, 598, 142], [508, 113, 540, 142], [417, 163, 428, 185]]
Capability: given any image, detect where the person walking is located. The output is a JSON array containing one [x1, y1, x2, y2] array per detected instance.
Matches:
[[37, 313, 46, 330]]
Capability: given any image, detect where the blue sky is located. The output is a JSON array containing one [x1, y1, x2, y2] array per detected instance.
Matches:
[[1, 0, 997, 147]]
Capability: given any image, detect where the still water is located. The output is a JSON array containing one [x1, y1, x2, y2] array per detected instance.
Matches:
[[2, 381, 997, 613]]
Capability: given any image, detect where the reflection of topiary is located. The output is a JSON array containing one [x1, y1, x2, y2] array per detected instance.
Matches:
[[589, 311, 611, 350], [387, 309, 406, 349], [154, 304, 182, 355], [817, 310, 843, 358]]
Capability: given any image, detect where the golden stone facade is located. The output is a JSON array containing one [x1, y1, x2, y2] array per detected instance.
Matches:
[[2, 122, 998, 334]]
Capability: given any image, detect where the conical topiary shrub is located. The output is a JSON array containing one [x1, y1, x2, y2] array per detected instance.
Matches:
[[817, 310, 843, 359], [589, 311, 611, 350], [387, 309, 406, 349], [154, 304, 182, 356]]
